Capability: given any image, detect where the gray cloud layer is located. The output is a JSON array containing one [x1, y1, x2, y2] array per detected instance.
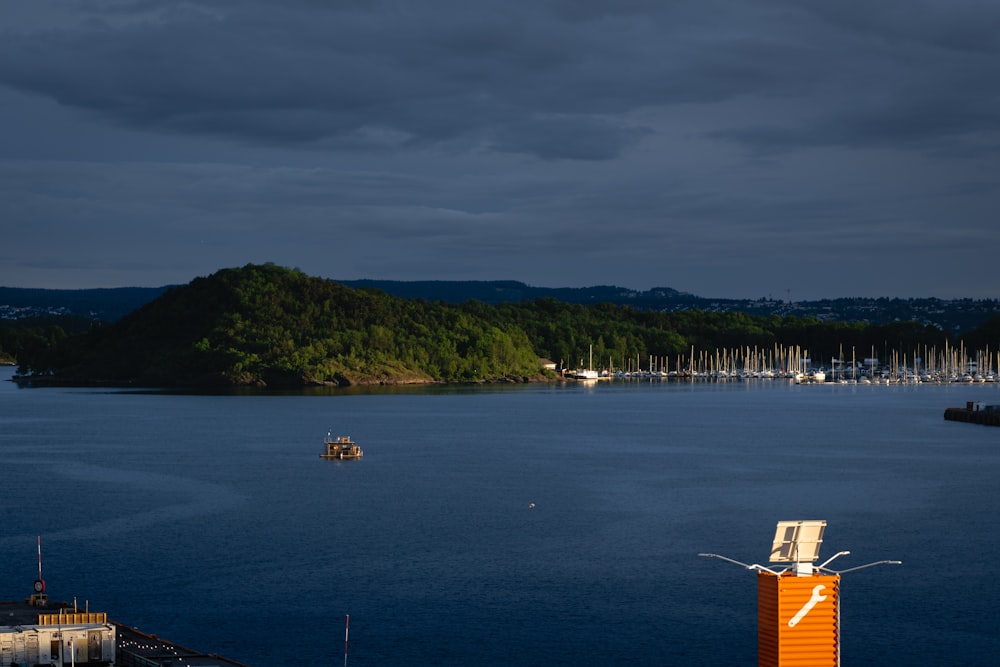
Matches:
[[1, 0, 998, 298]]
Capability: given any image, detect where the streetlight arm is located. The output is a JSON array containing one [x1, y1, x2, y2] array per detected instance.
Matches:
[[817, 550, 851, 570], [831, 560, 902, 574], [699, 553, 786, 575], [699, 552, 752, 568]]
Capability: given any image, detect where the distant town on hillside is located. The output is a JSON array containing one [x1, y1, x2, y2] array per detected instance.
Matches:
[[1, 280, 998, 335]]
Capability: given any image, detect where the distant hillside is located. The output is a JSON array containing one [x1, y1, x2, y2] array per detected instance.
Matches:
[[9, 264, 997, 388], [339, 279, 689, 307], [0, 286, 172, 322], [2, 276, 999, 335], [339, 280, 998, 335]]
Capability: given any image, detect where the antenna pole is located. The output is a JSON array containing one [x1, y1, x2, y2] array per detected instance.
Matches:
[[38, 535, 43, 581]]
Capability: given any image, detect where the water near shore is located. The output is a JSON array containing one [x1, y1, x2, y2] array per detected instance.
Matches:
[[1, 366, 997, 665]]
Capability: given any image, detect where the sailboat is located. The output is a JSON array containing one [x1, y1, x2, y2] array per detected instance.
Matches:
[[570, 345, 599, 380]]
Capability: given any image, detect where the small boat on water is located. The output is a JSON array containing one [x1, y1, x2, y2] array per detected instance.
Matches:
[[321, 432, 364, 459]]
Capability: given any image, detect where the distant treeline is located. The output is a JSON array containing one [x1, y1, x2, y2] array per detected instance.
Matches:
[[0, 285, 172, 321], [4, 263, 999, 387], [0, 316, 101, 367]]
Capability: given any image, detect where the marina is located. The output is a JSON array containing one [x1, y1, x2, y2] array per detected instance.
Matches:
[[573, 342, 1000, 385]]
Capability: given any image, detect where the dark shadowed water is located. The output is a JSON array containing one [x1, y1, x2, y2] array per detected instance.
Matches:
[[1, 366, 998, 665]]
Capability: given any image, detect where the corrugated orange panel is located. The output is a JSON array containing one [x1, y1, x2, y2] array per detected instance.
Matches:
[[758, 572, 839, 667]]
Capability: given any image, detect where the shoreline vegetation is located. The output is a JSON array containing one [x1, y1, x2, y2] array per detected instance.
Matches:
[[5, 263, 1000, 389]]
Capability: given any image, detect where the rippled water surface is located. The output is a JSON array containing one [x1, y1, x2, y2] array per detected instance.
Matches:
[[1, 367, 998, 665]]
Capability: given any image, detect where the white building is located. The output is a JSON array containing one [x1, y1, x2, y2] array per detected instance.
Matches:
[[0, 607, 116, 666]]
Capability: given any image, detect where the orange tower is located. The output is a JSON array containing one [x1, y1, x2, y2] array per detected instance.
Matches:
[[701, 520, 900, 667]]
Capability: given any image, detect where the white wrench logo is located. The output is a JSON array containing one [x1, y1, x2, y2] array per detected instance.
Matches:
[[788, 584, 827, 627]]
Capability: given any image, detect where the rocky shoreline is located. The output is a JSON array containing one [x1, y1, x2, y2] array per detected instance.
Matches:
[[10, 370, 557, 390]]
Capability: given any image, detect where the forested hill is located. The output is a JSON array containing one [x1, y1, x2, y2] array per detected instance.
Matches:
[[12, 264, 546, 387], [339, 280, 997, 334]]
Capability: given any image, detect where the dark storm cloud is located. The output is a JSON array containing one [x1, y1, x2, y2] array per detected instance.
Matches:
[[712, 61, 1000, 157], [797, 0, 1000, 54], [1, 0, 999, 298], [489, 116, 652, 161], [4, 1, 998, 158], [2, 0, 670, 158], [711, 1, 1000, 155], [0, 0, 834, 159]]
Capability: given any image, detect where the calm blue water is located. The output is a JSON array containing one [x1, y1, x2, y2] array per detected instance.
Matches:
[[1, 366, 998, 666]]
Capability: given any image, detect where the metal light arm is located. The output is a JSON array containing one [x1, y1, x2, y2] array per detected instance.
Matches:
[[829, 559, 902, 574], [699, 553, 787, 575], [816, 550, 851, 571]]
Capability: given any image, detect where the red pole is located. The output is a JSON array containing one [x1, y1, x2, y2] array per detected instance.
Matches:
[[344, 614, 350, 667]]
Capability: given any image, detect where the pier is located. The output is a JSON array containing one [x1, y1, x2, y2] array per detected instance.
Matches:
[[944, 402, 1000, 426]]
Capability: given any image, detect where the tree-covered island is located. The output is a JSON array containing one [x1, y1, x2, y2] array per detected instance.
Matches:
[[4, 263, 999, 388]]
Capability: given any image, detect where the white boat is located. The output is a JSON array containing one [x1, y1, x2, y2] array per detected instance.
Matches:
[[570, 344, 599, 380]]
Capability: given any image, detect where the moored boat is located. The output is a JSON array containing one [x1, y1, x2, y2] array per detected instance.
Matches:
[[568, 343, 600, 380], [321, 433, 364, 459]]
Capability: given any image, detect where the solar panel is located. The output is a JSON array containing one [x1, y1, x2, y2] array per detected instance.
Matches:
[[769, 520, 826, 563]]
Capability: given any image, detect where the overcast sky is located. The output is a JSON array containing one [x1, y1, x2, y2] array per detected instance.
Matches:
[[2, 1, 998, 300]]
